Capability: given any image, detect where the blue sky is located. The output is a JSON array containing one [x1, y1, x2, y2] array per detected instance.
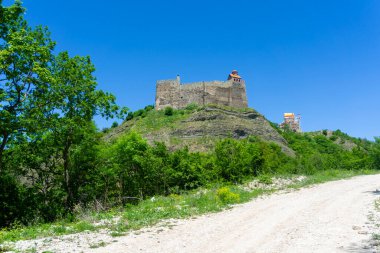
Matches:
[[5, 0, 380, 139]]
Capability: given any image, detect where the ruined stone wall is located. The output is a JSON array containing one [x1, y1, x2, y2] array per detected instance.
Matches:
[[155, 77, 248, 110]]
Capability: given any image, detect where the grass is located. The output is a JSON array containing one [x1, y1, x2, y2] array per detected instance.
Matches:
[[132, 110, 189, 134], [287, 169, 377, 189], [0, 220, 96, 244], [258, 174, 273, 185], [207, 104, 257, 113], [118, 186, 267, 232], [89, 241, 107, 248], [0, 169, 378, 245], [0, 244, 15, 252], [129, 105, 203, 135], [110, 104, 258, 140], [370, 197, 380, 244], [105, 106, 197, 141]]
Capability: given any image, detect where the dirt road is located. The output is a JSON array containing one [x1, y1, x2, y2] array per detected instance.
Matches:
[[11, 174, 380, 252], [91, 174, 380, 253]]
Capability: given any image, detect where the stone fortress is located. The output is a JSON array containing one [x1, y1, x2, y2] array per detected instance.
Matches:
[[155, 70, 248, 110]]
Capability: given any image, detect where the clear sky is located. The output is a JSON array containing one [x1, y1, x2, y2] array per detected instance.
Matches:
[[4, 0, 380, 139]]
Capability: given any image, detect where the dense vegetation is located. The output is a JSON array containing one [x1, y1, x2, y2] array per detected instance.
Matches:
[[0, 1, 379, 231], [0, 1, 126, 227]]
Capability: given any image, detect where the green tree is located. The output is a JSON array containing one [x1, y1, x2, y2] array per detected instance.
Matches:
[[370, 137, 380, 170], [0, 0, 24, 38], [214, 139, 263, 182], [8, 131, 66, 223], [0, 1, 56, 171], [50, 51, 127, 208], [0, 1, 128, 223]]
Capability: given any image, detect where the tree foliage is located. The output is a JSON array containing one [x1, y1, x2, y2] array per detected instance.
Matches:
[[0, 1, 127, 226], [370, 137, 380, 170], [0, 3, 56, 170]]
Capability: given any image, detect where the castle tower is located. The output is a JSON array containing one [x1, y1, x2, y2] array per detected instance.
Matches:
[[227, 70, 242, 82], [280, 113, 301, 132]]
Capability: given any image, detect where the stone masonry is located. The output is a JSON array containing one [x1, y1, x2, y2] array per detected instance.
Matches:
[[155, 70, 248, 110]]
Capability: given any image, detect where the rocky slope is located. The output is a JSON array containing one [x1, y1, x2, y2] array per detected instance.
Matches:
[[106, 105, 295, 156]]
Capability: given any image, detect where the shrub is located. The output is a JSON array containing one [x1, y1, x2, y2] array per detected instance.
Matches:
[[144, 105, 154, 111], [216, 187, 240, 204], [133, 109, 145, 118], [185, 103, 199, 111], [111, 122, 119, 128], [164, 107, 174, 116], [125, 112, 133, 121], [371, 137, 380, 170]]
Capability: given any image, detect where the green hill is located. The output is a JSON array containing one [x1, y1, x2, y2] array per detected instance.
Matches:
[[105, 104, 295, 156]]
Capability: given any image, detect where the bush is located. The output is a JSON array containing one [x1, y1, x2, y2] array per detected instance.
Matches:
[[126, 112, 133, 121], [126, 105, 154, 122], [0, 175, 24, 227], [371, 137, 380, 170], [144, 105, 154, 111], [185, 103, 199, 111], [216, 187, 240, 204], [111, 121, 119, 128], [133, 109, 145, 118], [164, 107, 174, 116]]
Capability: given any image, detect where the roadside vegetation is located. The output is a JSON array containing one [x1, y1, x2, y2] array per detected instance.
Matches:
[[1, 169, 376, 246], [1, 118, 379, 244], [1, 1, 380, 247]]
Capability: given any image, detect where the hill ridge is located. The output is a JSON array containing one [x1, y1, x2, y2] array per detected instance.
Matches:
[[106, 105, 295, 156]]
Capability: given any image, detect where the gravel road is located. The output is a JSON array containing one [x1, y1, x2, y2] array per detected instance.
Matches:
[[11, 174, 380, 253], [91, 174, 380, 253]]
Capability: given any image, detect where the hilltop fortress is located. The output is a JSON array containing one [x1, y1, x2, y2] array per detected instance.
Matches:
[[155, 70, 248, 110]]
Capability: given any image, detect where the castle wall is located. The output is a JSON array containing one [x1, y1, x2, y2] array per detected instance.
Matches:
[[155, 79, 180, 109], [155, 78, 248, 110]]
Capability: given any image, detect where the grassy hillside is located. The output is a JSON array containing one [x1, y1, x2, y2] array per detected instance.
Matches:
[[105, 104, 294, 155], [306, 129, 369, 151]]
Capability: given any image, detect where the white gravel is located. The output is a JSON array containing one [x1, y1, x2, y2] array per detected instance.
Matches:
[[8, 174, 380, 253]]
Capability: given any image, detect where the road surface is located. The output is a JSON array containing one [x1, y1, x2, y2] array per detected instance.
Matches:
[[92, 174, 380, 253]]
